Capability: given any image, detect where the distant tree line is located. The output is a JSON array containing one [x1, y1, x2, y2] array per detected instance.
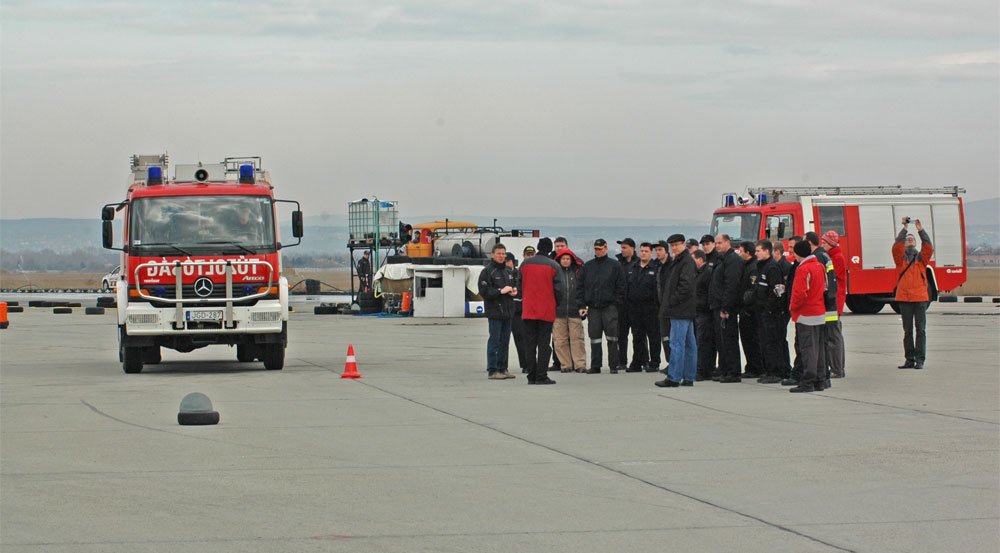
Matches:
[[0, 248, 119, 272]]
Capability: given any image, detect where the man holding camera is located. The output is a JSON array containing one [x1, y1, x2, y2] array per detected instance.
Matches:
[[893, 217, 933, 370]]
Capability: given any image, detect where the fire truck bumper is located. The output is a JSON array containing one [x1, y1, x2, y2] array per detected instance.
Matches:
[[122, 300, 285, 335]]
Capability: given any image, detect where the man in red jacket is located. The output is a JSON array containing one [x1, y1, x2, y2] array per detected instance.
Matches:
[[520, 247, 564, 385], [893, 217, 934, 369], [788, 240, 827, 393], [822, 231, 847, 378]]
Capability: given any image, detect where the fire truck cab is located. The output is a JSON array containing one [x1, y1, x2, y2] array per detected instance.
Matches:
[[709, 186, 967, 314], [102, 154, 303, 373]]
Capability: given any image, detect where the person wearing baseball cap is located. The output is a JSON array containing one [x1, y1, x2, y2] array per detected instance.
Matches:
[[700, 234, 720, 269], [615, 238, 638, 371], [577, 238, 626, 373]]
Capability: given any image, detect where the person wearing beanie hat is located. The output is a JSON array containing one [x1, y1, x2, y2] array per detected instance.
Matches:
[[893, 217, 934, 369], [793, 239, 812, 258], [788, 237, 826, 392], [700, 234, 720, 269], [537, 237, 554, 257]]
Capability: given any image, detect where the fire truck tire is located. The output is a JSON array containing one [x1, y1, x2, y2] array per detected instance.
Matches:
[[53, 307, 72, 314], [846, 295, 884, 315], [122, 347, 143, 374], [142, 347, 161, 365], [263, 344, 284, 370], [236, 344, 255, 362], [85, 307, 105, 315]]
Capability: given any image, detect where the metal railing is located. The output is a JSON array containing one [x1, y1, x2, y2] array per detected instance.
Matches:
[[132, 259, 275, 328]]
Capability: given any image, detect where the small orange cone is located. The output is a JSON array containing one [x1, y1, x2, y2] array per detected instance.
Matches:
[[0, 302, 8, 330], [342, 344, 361, 379]]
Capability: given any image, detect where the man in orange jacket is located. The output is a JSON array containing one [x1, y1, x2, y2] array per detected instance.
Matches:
[[892, 217, 934, 370]]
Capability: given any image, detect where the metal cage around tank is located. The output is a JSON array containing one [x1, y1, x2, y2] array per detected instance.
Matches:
[[348, 199, 400, 246]]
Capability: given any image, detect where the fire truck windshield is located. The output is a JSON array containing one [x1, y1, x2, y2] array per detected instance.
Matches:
[[129, 195, 275, 253], [710, 213, 761, 242]]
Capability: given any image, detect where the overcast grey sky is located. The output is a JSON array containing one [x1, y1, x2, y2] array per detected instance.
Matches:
[[1, 0, 997, 222]]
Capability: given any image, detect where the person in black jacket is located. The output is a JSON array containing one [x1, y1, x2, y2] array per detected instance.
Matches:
[[737, 241, 764, 379], [782, 236, 803, 385], [509, 250, 528, 373], [626, 243, 661, 372], [692, 250, 716, 381], [478, 243, 519, 380], [655, 234, 698, 387], [750, 240, 787, 384], [577, 239, 626, 373], [616, 238, 637, 370], [772, 242, 793, 379], [701, 234, 720, 269], [654, 240, 672, 371], [708, 234, 743, 382]]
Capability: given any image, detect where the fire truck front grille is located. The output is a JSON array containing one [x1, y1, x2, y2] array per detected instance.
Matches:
[[142, 284, 263, 307]]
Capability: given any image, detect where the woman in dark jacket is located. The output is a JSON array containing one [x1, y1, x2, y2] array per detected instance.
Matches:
[[553, 249, 587, 372]]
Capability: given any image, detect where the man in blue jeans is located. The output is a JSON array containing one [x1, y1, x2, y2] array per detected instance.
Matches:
[[477, 244, 518, 380], [656, 234, 698, 387]]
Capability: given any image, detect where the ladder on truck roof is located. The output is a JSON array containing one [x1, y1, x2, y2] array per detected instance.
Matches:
[[750, 186, 965, 203]]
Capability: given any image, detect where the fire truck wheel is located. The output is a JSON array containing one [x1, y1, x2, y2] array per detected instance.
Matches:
[[846, 296, 884, 315], [263, 344, 284, 370], [142, 347, 161, 365], [236, 344, 255, 362], [122, 347, 144, 374]]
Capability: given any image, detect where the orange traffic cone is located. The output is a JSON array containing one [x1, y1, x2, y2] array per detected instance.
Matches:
[[0, 302, 8, 330], [342, 344, 361, 379]]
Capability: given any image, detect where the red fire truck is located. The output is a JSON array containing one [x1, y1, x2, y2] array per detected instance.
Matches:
[[710, 186, 967, 314], [102, 154, 303, 373]]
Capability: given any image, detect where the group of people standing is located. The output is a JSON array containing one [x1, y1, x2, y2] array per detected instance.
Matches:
[[478, 217, 933, 390]]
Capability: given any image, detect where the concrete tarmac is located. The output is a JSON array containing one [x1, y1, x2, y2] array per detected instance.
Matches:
[[1, 303, 998, 552]]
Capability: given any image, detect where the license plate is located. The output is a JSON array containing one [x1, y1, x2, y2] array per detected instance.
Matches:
[[186, 310, 223, 321]]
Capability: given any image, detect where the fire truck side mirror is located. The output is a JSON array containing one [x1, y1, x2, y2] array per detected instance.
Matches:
[[102, 221, 114, 249], [292, 211, 304, 238], [102, 206, 115, 221]]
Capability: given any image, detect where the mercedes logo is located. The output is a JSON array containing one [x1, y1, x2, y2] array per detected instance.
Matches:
[[193, 277, 214, 297]]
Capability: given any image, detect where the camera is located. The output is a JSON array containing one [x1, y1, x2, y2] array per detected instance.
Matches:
[[903, 216, 911, 224]]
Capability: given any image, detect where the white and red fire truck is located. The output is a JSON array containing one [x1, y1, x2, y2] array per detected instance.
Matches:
[[710, 186, 967, 314], [102, 154, 303, 373]]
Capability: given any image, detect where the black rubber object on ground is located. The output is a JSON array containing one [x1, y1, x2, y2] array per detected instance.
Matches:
[[5, 301, 18, 307], [84, 307, 105, 315], [993, 298, 999, 303], [66, 302, 82, 308], [963, 296, 983, 303], [177, 411, 221, 425], [8, 306, 24, 313], [52, 307, 72, 314], [314, 305, 338, 315], [28, 300, 44, 307], [177, 392, 220, 426], [938, 295, 958, 303]]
